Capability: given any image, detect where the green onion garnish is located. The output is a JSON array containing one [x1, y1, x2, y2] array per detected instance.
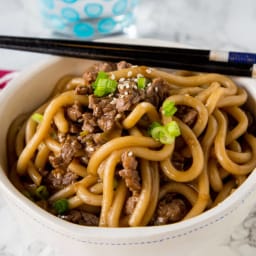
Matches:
[[92, 71, 109, 89], [53, 199, 69, 215], [149, 121, 180, 144], [137, 77, 147, 89], [94, 78, 117, 97], [162, 100, 177, 117], [165, 121, 181, 137], [31, 113, 43, 123], [92, 71, 118, 97], [80, 130, 89, 137], [35, 185, 49, 200]]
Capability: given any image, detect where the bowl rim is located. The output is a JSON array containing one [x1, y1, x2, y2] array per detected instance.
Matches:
[[0, 54, 256, 243]]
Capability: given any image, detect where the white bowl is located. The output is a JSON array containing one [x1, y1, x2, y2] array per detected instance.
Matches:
[[0, 55, 256, 256]]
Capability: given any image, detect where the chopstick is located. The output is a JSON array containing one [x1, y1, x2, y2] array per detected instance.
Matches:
[[0, 35, 255, 78]]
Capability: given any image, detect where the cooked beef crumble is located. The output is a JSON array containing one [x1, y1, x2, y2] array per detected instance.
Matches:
[[151, 193, 189, 225]]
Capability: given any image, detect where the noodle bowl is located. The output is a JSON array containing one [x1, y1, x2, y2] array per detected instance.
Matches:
[[0, 55, 256, 256], [6, 60, 256, 228]]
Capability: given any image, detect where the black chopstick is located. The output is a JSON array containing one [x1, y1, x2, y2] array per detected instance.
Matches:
[[0, 35, 255, 78]]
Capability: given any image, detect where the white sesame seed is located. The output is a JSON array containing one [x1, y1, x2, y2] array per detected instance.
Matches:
[[146, 68, 152, 74], [137, 73, 143, 78], [154, 87, 159, 92], [116, 113, 122, 119], [124, 91, 129, 95], [147, 82, 152, 87], [118, 84, 125, 90], [127, 71, 133, 77], [131, 65, 138, 68], [134, 78, 138, 83], [110, 73, 115, 80], [110, 98, 117, 104], [119, 77, 125, 82], [128, 151, 133, 157], [87, 147, 95, 152]]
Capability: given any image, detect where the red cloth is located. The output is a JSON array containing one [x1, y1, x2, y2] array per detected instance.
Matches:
[[0, 70, 14, 89]]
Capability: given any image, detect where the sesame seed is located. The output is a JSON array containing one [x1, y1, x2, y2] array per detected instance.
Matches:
[[56, 173, 61, 179], [118, 84, 125, 90], [154, 87, 159, 92], [119, 77, 125, 82], [137, 73, 143, 78], [128, 151, 133, 157], [124, 91, 129, 95], [116, 113, 122, 119], [147, 82, 152, 87], [146, 68, 152, 74], [110, 98, 117, 104], [131, 65, 138, 68], [110, 74, 115, 80], [87, 147, 95, 152], [134, 78, 138, 83], [127, 71, 133, 77]]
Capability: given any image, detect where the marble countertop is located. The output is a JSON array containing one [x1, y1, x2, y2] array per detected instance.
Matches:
[[1, 0, 256, 255]]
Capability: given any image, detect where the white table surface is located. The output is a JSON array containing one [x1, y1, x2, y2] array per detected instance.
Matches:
[[1, 0, 256, 255]]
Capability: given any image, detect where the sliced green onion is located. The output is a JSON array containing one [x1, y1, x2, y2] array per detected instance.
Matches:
[[53, 199, 69, 215], [166, 121, 181, 137], [31, 113, 43, 123], [149, 121, 180, 144], [148, 121, 162, 134], [137, 77, 147, 89], [162, 100, 177, 117], [80, 130, 89, 137], [35, 185, 49, 200], [92, 71, 109, 89], [93, 78, 118, 97]]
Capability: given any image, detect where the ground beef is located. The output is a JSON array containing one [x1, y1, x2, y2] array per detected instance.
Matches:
[[97, 62, 117, 72], [145, 78, 170, 108], [119, 168, 141, 193], [121, 151, 138, 170], [115, 80, 145, 113], [75, 85, 92, 95], [117, 61, 132, 70], [82, 70, 97, 85], [66, 102, 83, 122], [124, 195, 139, 215], [49, 155, 63, 169], [60, 136, 82, 166], [69, 123, 80, 134], [88, 95, 118, 132], [82, 112, 97, 133], [60, 209, 99, 226], [152, 193, 188, 225], [119, 151, 141, 193], [45, 168, 78, 192], [97, 109, 117, 132], [175, 105, 198, 127]]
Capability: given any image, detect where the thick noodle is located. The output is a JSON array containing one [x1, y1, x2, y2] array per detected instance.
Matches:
[[7, 63, 256, 228]]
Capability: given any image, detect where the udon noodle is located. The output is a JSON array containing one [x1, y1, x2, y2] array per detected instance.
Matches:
[[7, 61, 256, 227]]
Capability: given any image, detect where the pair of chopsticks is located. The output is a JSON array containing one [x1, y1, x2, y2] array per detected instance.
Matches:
[[0, 35, 256, 78]]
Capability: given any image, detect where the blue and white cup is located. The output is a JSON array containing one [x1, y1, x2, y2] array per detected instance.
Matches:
[[38, 0, 139, 39]]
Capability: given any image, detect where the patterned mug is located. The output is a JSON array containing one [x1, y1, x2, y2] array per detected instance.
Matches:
[[39, 0, 139, 39]]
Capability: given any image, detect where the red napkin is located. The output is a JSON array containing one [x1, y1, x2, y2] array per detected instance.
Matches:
[[0, 70, 16, 89]]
